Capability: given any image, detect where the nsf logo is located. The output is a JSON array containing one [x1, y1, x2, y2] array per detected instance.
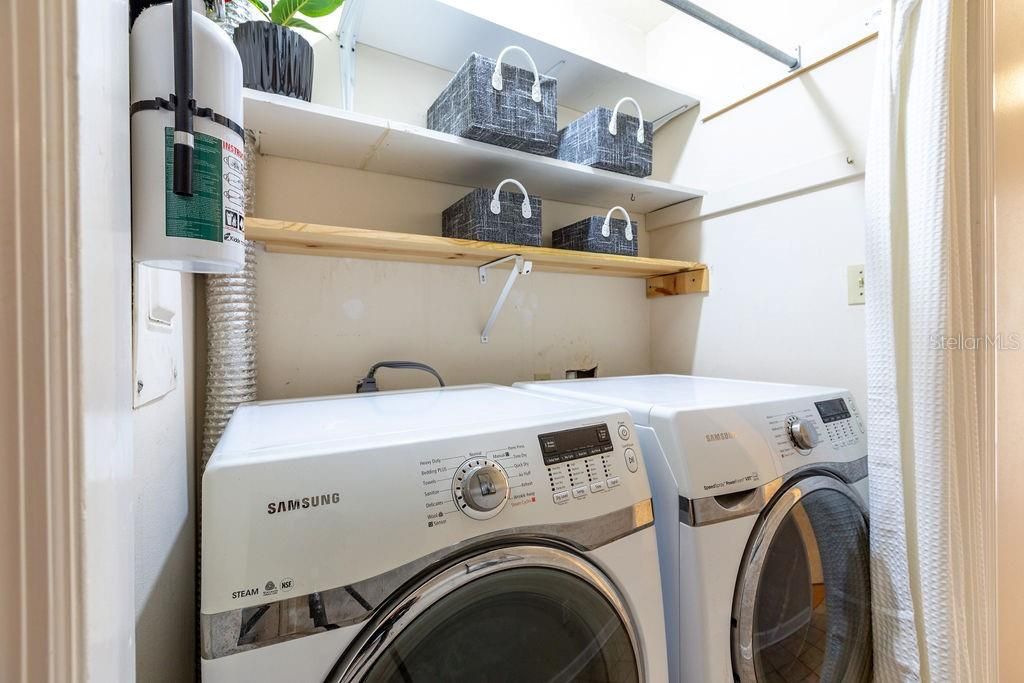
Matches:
[[258, 577, 293, 598]]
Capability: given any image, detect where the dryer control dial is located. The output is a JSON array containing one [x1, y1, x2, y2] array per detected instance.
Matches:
[[452, 459, 510, 520], [787, 416, 820, 452]]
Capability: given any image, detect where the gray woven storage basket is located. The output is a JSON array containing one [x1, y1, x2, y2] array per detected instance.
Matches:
[[556, 97, 653, 177], [442, 179, 542, 247], [427, 47, 558, 156], [552, 206, 638, 256]]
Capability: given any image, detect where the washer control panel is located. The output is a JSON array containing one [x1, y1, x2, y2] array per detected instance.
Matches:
[[539, 423, 636, 505], [814, 397, 861, 449], [766, 395, 864, 462]]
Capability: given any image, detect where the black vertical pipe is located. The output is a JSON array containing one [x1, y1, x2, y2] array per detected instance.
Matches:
[[172, 0, 194, 196]]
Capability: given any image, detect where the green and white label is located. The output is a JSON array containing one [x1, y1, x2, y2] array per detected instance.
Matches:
[[164, 128, 245, 244]]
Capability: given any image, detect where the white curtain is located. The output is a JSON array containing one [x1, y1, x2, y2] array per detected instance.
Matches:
[[865, 1, 993, 681]]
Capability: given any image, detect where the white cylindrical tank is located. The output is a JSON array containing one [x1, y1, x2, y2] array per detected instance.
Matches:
[[131, 1, 245, 273]]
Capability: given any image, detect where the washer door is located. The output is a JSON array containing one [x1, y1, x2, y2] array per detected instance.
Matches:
[[732, 474, 872, 682], [329, 545, 643, 683]]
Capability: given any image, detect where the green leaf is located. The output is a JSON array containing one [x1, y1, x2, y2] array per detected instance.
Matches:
[[270, 0, 345, 25], [280, 15, 329, 37], [295, 0, 346, 17]]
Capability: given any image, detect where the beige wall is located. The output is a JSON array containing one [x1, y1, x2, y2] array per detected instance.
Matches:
[[267, 1, 680, 398], [995, 0, 1024, 676], [253, 155, 652, 397], [646, 37, 875, 409], [261, 3, 877, 403], [646, 0, 878, 113], [258, 0, 702, 399]]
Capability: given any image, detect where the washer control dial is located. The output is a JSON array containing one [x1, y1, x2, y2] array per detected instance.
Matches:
[[787, 416, 820, 452], [452, 458, 510, 520]]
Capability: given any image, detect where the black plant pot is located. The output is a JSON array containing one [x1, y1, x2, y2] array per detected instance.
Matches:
[[234, 21, 313, 102]]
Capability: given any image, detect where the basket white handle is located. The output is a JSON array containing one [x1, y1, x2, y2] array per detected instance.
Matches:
[[601, 206, 634, 241], [491, 46, 543, 103], [608, 97, 645, 144], [490, 178, 532, 219]]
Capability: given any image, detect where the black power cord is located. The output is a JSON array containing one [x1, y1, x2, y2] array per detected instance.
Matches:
[[356, 361, 446, 393]]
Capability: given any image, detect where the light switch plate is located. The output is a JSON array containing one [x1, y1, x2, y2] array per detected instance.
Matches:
[[133, 264, 182, 407], [847, 264, 865, 305]]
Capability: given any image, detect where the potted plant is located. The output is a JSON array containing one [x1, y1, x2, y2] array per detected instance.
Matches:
[[232, 0, 345, 102]]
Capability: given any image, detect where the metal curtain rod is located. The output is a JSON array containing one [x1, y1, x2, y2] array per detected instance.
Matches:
[[659, 0, 801, 70]]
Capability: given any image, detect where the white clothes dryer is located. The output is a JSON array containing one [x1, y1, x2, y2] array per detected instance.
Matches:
[[517, 375, 872, 683], [200, 384, 669, 682]]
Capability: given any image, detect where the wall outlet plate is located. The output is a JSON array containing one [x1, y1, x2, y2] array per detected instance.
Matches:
[[847, 264, 865, 305]]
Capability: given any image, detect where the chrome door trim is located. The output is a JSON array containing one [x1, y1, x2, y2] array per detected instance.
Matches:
[[678, 456, 868, 528], [731, 474, 869, 682], [679, 478, 783, 527], [326, 544, 646, 683], [200, 499, 653, 660]]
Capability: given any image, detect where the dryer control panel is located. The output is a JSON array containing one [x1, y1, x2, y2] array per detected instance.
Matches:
[[539, 422, 639, 505]]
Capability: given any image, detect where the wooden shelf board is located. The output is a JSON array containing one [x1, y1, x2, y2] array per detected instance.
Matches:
[[244, 89, 705, 214], [248, 218, 707, 285]]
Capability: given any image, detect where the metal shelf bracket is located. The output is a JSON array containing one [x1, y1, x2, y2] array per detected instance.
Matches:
[[479, 254, 532, 343], [335, 0, 368, 111]]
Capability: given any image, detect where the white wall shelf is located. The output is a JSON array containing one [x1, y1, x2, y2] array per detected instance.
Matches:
[[346, 0, 699, 124], [245, 89, 705, 213]]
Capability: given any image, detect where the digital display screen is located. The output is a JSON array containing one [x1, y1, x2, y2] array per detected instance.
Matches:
[[815, 398, 851, 423], [538, 424, 613, 466]]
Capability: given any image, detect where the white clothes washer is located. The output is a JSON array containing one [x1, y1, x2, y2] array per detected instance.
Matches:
[[200, 384, 669, 682], [518, 374, 872, 683]]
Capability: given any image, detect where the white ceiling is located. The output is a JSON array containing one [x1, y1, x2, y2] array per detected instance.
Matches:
[[301, 0, 683, 38], [585, 0, 679, 33]]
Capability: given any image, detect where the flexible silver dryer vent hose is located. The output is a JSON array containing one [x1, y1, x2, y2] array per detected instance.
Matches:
[[197, 9, 258, 680], [202, 128, 258, 469], [196, 131, 257, 683]]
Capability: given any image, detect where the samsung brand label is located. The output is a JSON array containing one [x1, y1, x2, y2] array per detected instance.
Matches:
[[704, 431, 736, 443], [267, 492, 340, 515]]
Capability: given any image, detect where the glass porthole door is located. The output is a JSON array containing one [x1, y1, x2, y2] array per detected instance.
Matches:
[[732, 475, 872, 683], [329, 545, 644, 683]]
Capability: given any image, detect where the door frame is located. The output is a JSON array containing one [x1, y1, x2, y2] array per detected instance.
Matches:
[[1, 0, 136, 680]]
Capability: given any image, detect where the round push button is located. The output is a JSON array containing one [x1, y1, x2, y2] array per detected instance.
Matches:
[[624, 447, 639, 473], [617, 425, 631, 440]]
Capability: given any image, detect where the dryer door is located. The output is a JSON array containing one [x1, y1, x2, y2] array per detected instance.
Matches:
[[732, 474, 871, 683], [328, 545, 644, 683]]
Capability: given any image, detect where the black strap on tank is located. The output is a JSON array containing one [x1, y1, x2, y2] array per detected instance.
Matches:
[[130, 95, 244, 139]]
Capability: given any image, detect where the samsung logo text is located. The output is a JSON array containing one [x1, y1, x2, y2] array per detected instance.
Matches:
[[267, 492, 341, 515]]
